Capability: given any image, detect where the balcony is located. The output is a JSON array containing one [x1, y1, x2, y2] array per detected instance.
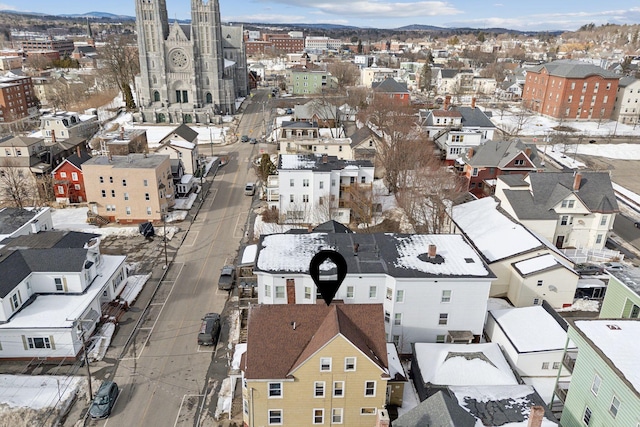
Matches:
[[563, 351, 578, 373], [554, 381, 571, 403]]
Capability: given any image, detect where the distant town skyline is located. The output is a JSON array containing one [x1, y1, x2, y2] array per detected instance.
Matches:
[[1, 1, 639, 31]]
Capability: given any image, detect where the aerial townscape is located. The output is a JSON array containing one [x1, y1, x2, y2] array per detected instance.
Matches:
[[1, 0, 640, 426]]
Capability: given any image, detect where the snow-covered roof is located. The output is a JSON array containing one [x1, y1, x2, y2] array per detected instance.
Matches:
[[573, 319, 640, 394], [490, 306, 573, 353], [256, 233, 494, 279], [387, 343, 406, 381], [452, 197, 544, 263], [170, 140, 196, 150], [450, 385, 558, 427], [0, 255, 125, 329], [512, 253, 563, 276], [279, 154, 318, 170], [180, 174, 193, 184], [413, 343, 518, 386], [241, 244, 257, 265]]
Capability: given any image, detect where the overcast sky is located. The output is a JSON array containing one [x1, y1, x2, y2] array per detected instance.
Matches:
[[1, 1, 639, 31]]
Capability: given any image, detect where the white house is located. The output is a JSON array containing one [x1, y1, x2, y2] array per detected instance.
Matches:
[[40, 111, 99, 143], [0, 231, 127, 360], [267, 154, 374, 225], [494, 171, 619, 250], [485, 304, 575, 403], [156, 124, 200, 175], [452, 197, 578, 308], [0, 207, 53, 242], [254, 232, 495, 353]]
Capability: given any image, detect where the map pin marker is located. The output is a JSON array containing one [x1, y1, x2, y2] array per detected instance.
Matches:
[[310, 250, 348, 306]]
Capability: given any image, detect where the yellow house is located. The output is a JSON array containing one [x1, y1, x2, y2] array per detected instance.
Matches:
[[241, 303, 391, 427]]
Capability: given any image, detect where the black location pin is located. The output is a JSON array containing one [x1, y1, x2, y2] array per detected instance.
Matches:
[[309, 250, 348, 306]]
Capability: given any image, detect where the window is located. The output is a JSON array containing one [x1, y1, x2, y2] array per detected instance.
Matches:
[[320, 357, 332, 371], [386, 287, 392, 300], [145, 193, 150, 201], [514, 159, 524, 166], [361, 408, 376, 415], [11, 293, 20, 310], [27, 337, 52, 349], [609, 395, 620, 418], [346, 286, 354, 298], [268, 409, 282, 425], [303, 179, 309, 187], [345, 357, 356, 371], [553, 362, 561, 369], [265, 284, 271, 298], [290, 179, 294, 187], [439, 313, 448, 325], [369, 286, 377, 299], [124, 192, 129, 201], [591, 374, 601, 396], [122, 179, 127, 186], [319, 181, 324, 189], [394, 313, 402, 326], [471, 167, 478, 176], [533, 298, 541, 305], [561, 215, 569, 225], [396, 290, 404, 302], [143, 179, 148, 186], [441, 290, 451, 303], [109, 177, 113, 183], [596, 234, 603, 244], [331, 408, 343, 424], [364, 381, 376, 396], [101, 190, 106, 198], [304, 286, 311, 299], [583, 406, 592, 425], [111, 190, 116, 197], [436, 335, 446, 343], [275, 286, 285, 299], [74, 184, 81, 190], [537, 280, 543, 287], [314, 381, 325, 397], [126, 207, 131, 215], [71, 172, 78, 181], [268, 382, 282, 397], [99, 176, 104, 183], [54, 277, 63, 291], [290, 194, 294, 203], [56, 185, 64, 195], [600, 215, 608, 226], [333, 381, 344, 397], [147, 207, 152, 215], [302, 194, 309, 203], [60, 171, 67, 178], [384, 311, 391, 323], [313, 409, 324, 424], [542, 362, 549, 370]]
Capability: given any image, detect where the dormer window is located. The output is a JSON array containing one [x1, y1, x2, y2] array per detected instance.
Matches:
[[561, 200, 575, 208]]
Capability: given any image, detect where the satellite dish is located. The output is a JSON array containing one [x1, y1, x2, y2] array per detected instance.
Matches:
[[548, 285, 558, 292]]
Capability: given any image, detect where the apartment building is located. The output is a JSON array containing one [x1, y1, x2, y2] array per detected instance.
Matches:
[[51, 150, 91, 204], [0, 75, 39, 126], [40, 111, 99, 143], [612, 76, 640, 125], [286, 69, 337, 95]]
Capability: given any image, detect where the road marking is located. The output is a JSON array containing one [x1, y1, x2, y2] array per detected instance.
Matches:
[[174, 394, 205, 427], [233, 215, 244, 239], [183, 231, 198, 247], [196, 344, 216, 353]]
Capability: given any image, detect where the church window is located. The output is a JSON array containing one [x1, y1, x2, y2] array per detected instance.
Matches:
[[206, 77, 210, 86], [152, 75, 157, 84], [176, 90, 181, 103], [182, 91, 188, 103], [153, 91, 160, 102], [206, 93, 213, 104]]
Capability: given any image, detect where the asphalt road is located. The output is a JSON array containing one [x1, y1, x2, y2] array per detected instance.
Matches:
[[93, 93, 270, 427]]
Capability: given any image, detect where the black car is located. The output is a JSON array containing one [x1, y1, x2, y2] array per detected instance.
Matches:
[[575, 263, 604, 276], [634, 221, 640, 228], [89, 381, 119, 419], [198, 313, 221, 346], [217, 265, 236, 290], [241, 135, 249, 142]]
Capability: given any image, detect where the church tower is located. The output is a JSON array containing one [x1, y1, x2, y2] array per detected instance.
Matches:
[[134, 0, 247, 124]]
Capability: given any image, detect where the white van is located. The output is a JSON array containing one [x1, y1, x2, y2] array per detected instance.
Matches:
[[244, 183, 255, 196]]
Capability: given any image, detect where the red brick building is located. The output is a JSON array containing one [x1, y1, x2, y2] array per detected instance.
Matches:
[[0, 75, 39, 126], [523, 60, 619, 120], [52, 151, 91, 204], [372, 78, 410, 105], [245, 34, 304, 56]]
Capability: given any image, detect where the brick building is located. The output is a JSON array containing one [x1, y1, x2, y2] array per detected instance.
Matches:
[[20, 39, 75, 57], [522, 60, 619, 120], [0, 75, 39, 126]]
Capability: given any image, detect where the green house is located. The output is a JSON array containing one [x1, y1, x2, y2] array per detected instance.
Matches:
[[553, 319, 640, 427], [286, 69, 337, 95], [599, 269, 640, 319]]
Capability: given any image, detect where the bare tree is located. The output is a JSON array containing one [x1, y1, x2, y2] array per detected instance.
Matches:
[[345, 87, 370, 111], [98, 34, 139, 110], [326, 61, 360, 89], [0, 159, 35, 208], [347, 183, 374, 226], [311, 192, 340, 224]]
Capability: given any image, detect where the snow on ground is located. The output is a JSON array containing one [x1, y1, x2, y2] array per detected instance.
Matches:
[[119, 274, 151, 307], [122, 123, 231, 147], [173, 192, 198, 210], [396, 364, 420, 418], [557, 298, 601, 312], [253, 211, 295, 236], [87, 322, 116, 362], [490, 107, 640, 137], [232, 343, 247, 371], [0, 375, 85, 426], [214, 377, 235, 420]]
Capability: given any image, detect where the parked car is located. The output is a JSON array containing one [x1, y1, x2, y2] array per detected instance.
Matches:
[[634, 221, 640, 228], [241, 135, 249, 142], [603, 262, 625, 272], [89, 381, 119, 419], [218, 265, 236, 290], [197, 313, 221, 346], [249, 137, 257, 144], [575, 263, 604, 276], [244, 182, 256, 196]]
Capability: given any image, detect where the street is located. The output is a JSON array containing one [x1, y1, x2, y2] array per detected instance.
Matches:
[[89, 92, 271, 427]]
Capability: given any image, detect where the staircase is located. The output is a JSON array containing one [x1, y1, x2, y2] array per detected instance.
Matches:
[[87, 211, 110, 226]]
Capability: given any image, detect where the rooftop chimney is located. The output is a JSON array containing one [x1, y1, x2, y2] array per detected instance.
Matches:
[[120, 126, 124, 140], [573, 172, 582, 191], [76, 145, 81, 158], [444, 95, 451, 111], [322, 154, 328, 164], [471, 97, 476, 109], [525, 147, 532, 157], [527, 406, 545, 427], [428, 244, 437, 258], [468, 147, 474, 158], [51, 129, 56, 143]]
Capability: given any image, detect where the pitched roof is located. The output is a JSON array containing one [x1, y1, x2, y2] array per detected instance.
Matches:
[[529, 60, 618, 79], [501, 172, 619, 219], [2, 230, 99, 250], [65, 151, 92, 168], [393, 390, 476, 427], [0, 250, 32, 298], [164, 124, 198, 143], [0, 208, 40, 236], [243, 304, 388, 380], [294, 99, 338, 121], [278, 154, 373, 172], [618, 76, 638, 88], [312, 220, 352, 233], [455, 106, 496, 128], [466, 139, 541, 169], [372, 78, 409, 93], [349, 126, 374, 148]]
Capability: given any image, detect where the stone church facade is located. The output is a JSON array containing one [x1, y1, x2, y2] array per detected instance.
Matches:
[[134, 0, 248, 124]]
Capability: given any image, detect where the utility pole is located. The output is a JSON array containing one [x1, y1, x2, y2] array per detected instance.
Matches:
[[69, 319, 94, 402], [162, 212, 168, 268]]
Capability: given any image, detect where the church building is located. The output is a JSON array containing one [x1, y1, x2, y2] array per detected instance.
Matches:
[[134, 0, 248, 124]]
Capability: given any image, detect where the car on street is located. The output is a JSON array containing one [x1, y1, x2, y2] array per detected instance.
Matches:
[[603, 262, 625, 272], [218, 265, 236, 290], [89, 381, 119, 419], [197, 313, 221, 346], [575, 263, 604, 276], [249, 137, 257, 144], [244, 182, 256, 196], [634, 221, 640, 228], [589, 139, 596, 143], [241, 135, 249, 142]]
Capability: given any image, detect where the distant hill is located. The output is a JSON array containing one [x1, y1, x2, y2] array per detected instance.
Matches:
[[59, 11, 135, 21]]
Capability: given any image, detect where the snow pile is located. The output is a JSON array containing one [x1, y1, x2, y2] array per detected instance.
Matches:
[[88, 322, 116, 362], [557, 299, 600, 312], [0, 375, 84, 426], [173, 192, 198, 210], [119, 274, 151, 307], [214, 377, 234, 420], [232, 343, 247, 371]]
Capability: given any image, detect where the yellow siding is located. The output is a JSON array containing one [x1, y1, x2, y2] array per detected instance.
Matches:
[[246, 335, 387, 426]]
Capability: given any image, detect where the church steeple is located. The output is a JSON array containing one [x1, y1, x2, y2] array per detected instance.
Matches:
[[86, 18, 94, 47]]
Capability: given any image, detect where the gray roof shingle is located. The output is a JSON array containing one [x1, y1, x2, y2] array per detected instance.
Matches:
[[393, 390, 476, 427], [529, 60, 618, 79]]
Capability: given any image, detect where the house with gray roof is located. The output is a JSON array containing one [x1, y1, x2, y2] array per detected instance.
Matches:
[[372, 78, 410, 104], [0, 207, 53, 241], [0, 231, 127, 361], [156, 124, 200, 175], [494, 171, 618, 250], [254, 231, 495, 353], [461, 139, 544, 197]]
